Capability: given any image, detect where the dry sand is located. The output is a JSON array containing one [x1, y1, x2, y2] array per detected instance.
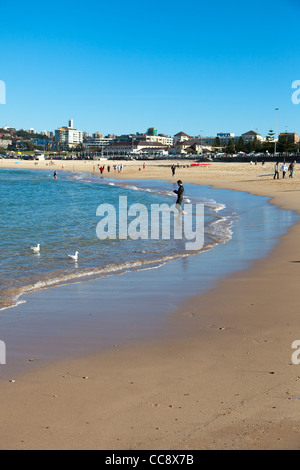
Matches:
[[1, 158, 300, 450]]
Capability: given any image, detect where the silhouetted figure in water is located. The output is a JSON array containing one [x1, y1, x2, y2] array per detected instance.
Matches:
[[174, 180, 184, 212]]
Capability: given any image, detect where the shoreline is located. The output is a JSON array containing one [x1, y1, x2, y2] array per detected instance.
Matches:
[[1, 160, 300, 449], [2, 157, 298, 209]]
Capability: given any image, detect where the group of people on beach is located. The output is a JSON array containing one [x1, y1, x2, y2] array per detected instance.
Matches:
[[97, 164, 110, 174], [251, 159, 296, 179], [274, 161, 295, 179], [95, 162, 147, 173], [96, 164, 124, 174]]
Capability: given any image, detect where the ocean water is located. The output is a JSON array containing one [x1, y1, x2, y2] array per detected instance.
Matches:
[[0, 169, 233, 311], [0, 168, 298, 373]]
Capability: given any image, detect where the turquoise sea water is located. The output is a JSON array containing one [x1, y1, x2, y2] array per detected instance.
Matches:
[[0, 169, 231, 310]]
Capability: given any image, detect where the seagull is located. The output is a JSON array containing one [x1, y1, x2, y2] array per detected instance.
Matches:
[[68, 251, 79, 261], [30, 244, 40, 253]]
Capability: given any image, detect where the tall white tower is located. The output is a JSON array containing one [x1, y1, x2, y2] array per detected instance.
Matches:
[[68, 119, 74, 128]]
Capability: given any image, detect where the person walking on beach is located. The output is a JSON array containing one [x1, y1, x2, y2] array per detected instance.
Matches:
[[173, 180, 184, 212], [289, 162, 294, 178], [281, 162, 288, 179], [171, 165, 176, 177], [274, 162, 280, 180]]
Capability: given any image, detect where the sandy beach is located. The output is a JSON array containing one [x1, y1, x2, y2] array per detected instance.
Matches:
[[1, 158, 300, 450]]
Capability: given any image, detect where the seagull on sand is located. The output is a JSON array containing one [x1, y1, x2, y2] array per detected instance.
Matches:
[[30, 244, 40, 253], [68, 251, 79, 261]]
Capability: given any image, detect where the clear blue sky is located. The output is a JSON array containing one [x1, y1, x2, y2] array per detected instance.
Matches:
[[0, 0, 299, 138]]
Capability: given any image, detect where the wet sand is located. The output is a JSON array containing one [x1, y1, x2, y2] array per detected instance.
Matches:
[[1, 159, 300, 450]]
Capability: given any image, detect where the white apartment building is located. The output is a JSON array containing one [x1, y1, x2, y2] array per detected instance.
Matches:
[[144, 135, 174, 146], [41, 130, 53, 138], [173, 132, 190, 145], [55, 120, 83, 148], [241, 130, 265, 142], [0, 139, 12, 149]]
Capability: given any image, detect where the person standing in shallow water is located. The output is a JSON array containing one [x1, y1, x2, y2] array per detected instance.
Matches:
[[173, 180, 184, 212]]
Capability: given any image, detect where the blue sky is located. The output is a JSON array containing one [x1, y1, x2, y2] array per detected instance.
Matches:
[[0, 0, 299, 138]]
